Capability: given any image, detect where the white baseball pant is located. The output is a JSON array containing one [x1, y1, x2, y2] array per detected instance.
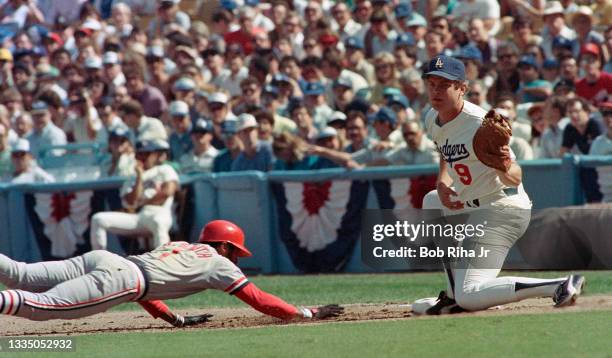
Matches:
[[90, 206, 173, 251], [422, 190, 567, 311]]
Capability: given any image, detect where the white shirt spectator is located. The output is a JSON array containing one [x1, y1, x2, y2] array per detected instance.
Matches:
[[513, 121, 532, 143], [64, 107, 103, 144], [384, 136, 439, 165], [451, 0, 500, 35], [179, 146, 219, 174], [12, 165, 55, 184], [510, 136, 534, 160], [221, 67, 249, 97], [588, 132, 612, 202], [541, 26, 576, 60], [539, 117, 570, 158]]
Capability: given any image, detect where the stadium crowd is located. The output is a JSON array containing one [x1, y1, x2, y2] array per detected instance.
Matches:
[[0, 0, 610, 203]]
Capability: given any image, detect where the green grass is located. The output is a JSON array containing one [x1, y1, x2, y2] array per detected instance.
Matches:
[[108, 270, 612, 311], [5, 271, 612, 357], [15, 311, 612, 358]]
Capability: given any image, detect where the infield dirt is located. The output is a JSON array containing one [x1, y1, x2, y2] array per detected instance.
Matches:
[[3, 295, 612, 336]]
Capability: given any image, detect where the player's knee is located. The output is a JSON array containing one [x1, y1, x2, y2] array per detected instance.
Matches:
[[454, 291, 487, 311], [422, 190, 442, 210]]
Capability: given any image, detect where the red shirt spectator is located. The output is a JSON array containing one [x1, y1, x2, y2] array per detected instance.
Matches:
[[575, 43, 612, 104], [224, 7, 264, 56]]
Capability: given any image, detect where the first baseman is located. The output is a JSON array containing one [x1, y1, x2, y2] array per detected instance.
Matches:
[[415, 55, 585, 314], [0, 220, 343, 325]]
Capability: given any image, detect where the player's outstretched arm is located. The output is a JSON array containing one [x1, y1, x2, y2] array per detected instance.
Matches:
[[138, 300, 213, 327], [233, 282, 344, 320]]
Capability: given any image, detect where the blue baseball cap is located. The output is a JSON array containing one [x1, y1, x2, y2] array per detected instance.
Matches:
[[552, 36, 573, 51], [422, 55, 466, 81], [271, 73, 291, 84], [455, 45, 483, 63], [303, 82, 325, 96], [395, 32, 415, 47], [109, 127, 131, 141], [31, 100, 49, 114], [174, 77, 196, 91], [192, 118, 213, 134], [245, 0, 259, 6], [405, 12, 427, 27], [220, 0, 238, 10], [222, 118, 238, 134], [382, 87, 402, 99], [345, 36, 364, 50], [263, 84, 279, 96], [518, 55, 538, 69], [394, 2, 412, 19], [543, 59, 560, 69], [387, 94, 410, 109], [372, 107, 397, 126]]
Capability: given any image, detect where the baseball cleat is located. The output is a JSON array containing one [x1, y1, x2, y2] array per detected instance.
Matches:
[[553, 274, 585, 308], [412, 291, 467, 315]]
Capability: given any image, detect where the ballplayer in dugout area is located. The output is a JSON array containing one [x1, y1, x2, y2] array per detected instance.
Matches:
[[412, 55, 585, 315], [90, 138, 179, 251], [0, 220, 343, 325]]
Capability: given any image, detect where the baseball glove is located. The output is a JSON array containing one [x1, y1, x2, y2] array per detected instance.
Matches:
[[472, 109, 513, 172], [311, 304, 344, 319], [173, 313, 213, 327]]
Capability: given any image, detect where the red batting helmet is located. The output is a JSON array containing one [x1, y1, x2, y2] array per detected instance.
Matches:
[[198, 220, 252, 257]]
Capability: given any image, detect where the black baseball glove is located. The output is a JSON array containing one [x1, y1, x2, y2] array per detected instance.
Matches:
[[173, 313, 214, 327]]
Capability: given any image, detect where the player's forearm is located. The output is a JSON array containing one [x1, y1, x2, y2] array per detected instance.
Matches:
[[125, 175, 144, 206], [437, 161, 453, 187], [496, 162, 522, 187], [311, 145, 353, 167], [142, 181, 177, 206], [234, 282, 304, 320]]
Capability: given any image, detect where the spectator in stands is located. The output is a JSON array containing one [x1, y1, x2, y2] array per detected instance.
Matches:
[[604, 26, 612, 73], [27, 101, 67, 157], [383, 121, 439, 166], [451, 0, 500, 36], [588, 101, 612, 202], [344, 111, 370, 153], [13, 112, 32, 139], [64, 90, 102, 143], [100, 127, 136, 177], [0, 48, 14, 88], [561, 97, 603, 202], [102, 51, 125, 89], [322, 50, 369, 95], [541, 1, 576, 59], [168, 101, 193, 161], [213, 118, 242, 173], [487, 42, 520, 105], [331, 77, 355, 112], [91, 138, 179, 251], [467, 81, 490, 111], [468, 17, 500, 64], [575, 43, 612, 104], [288, 99, 318, 143], [224, 7, 262, 56], [538, 97, 570, 158], [179, 119, 217, 174], [370, 52, 400, 104], [542, 59, 560, 83], [494, 94, 532, 142], [260, 85, 296, 134], [303, 82, 334, 130], [147, 0, 191, 38], [0, 123, 11, 178], [95, 96, 125, 144], [570, 6, 604, 58], [230, 113, 274, 172], [233, 77, 262, 115], [510, 16, 542, 55], [331, 2, 363, 42], [9, 139, 54, 184], [253, 110, 274, 144], [455, 45, 483, 82], [327, 111, 348, 148], [344, 37, 376, 85], [125, 65, 168, 118], [3, 89, 23, 121], [119, 99, 167, 142], [424, 30, 446, 62], [517, 55, 552, 104], [207, 92, 234, 149]]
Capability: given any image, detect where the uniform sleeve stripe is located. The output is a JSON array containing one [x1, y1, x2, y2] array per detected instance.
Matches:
[[9, 290, 22, 315], [6, 290, 14, 316], [228, 280, 250, 295], [224, 277, 248, 294]]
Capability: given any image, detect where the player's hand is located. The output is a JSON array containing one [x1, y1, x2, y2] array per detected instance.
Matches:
[[437, 182, 464, 210], [172, 313, 213, 327], [135, 161, 144, 176], [312, 304, 344, 319]]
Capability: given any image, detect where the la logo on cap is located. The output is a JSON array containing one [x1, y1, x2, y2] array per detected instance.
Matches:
[[435, 57, 444, 68]]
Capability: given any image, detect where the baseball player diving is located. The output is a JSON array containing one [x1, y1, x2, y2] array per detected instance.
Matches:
[[0, 220, 343, 326], [413, 55, 585, 314]]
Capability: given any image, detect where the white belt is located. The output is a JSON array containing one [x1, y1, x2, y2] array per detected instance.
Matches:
[[464, 187, 519, 208]]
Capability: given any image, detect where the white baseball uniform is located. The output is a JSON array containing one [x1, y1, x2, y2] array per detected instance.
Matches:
[[90, 163, 179, 250], [423, 101, 567, 311]]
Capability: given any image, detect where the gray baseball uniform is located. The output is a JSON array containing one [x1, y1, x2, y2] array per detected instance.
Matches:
[[0, 242, 247, 320]]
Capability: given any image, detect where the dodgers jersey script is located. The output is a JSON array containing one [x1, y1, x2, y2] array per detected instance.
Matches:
[[425, 100, 529, 206], [128, 242, 248, 300]]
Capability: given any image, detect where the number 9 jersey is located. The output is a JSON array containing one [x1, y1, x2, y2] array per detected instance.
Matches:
[[424, 101, 530, 208]]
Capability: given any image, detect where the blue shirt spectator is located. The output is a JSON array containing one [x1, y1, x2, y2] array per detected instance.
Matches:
[[27, 101, 67, 157]]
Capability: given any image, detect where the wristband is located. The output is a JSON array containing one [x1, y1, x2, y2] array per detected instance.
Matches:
[[298, 307, 313, 319], [174, 314, 185, 327]]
